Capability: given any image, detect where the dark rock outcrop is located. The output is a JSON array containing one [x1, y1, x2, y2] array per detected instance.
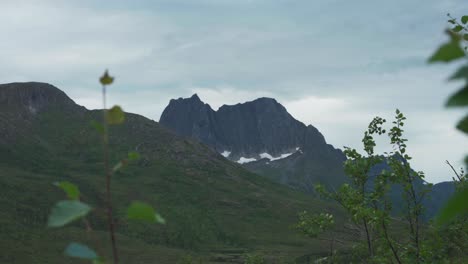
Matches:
[[160, 94, 347, 190], [159, 94, 222, 149], [161, 95, 335, 158]]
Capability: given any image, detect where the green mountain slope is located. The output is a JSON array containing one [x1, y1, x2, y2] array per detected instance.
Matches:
[[0, 82, 346, 263]]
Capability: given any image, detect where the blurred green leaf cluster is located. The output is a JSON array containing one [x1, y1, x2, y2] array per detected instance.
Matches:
[[429, 13, 468, 224]]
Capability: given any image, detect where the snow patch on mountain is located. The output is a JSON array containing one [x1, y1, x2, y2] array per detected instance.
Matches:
[[259, 152, 293, 161], [237, 157, 257, 164], [236, 147, 301, 164], [221, 150, 231, 158], [259, 147, 300, 161]]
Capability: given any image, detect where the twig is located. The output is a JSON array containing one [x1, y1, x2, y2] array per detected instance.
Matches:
[[446, 160, 462, 181]]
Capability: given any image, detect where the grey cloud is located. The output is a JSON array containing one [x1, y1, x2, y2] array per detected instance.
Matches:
[[0, 0, 466, 183]]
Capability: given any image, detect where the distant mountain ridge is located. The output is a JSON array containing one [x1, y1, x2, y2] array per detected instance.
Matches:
[[160, 94, 348, 191]]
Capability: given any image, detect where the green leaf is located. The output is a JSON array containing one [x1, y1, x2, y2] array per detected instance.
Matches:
[[446, 85, 468, 107], [464, 34, 468, 41], [54, 181, 80, 200], [127, 201, 165, 224], [437, 187, 468, 224], [462, 15, 468, 24], [48, 200, 92, 227], [99, 70, 114, 85], [449, 65, 468, 80], [90, 120, 105, 135], [106, 105, 125, 124], [155, 213, 166, 224], [452, 25, 463, 33], [428, 41, 465, 63], [93, 258, 105, 264], [112, 161, 124, 172], [128, 152, 140, 161], [64, 242, 98, 260], [456, 114, 468, 133]]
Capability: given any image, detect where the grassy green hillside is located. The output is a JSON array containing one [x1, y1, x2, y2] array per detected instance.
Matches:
[[0, 83, 347, 263]]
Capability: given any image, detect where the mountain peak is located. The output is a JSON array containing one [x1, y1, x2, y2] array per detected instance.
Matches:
[[0, 82, 81, 114], [159, 94, 347, 191], [252, 97, 279, 103], [219, 97, 280, 108], [160, 94, 330, 157], [159, 94, 219, 146], [190, 93, 201, 101], [169, 93, 206, 108]]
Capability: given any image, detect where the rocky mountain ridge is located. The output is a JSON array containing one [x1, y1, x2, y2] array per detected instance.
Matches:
[[160, 94, 348, 190]]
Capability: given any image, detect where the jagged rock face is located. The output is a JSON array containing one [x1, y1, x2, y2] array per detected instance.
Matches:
[[160, 95, 330, 158], [159, 94, 222, 148], [216, 98, 322, 157], [160, 94, 348, 190]]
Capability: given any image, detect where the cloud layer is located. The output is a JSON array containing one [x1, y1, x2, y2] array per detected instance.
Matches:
[[1, 0, 466, 183]]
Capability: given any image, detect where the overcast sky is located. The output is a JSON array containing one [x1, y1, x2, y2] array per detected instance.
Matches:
[[1, 0, 467, 183]]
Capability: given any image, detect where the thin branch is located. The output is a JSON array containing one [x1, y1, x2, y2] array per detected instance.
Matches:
[[446, 160, 462, 181], [102, 84, 119, 264], [395, 120, 421, 263]]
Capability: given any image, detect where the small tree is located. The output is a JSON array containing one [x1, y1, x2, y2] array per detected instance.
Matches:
[[312, 110, 429, 263], [295, 211, 336, 257]]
